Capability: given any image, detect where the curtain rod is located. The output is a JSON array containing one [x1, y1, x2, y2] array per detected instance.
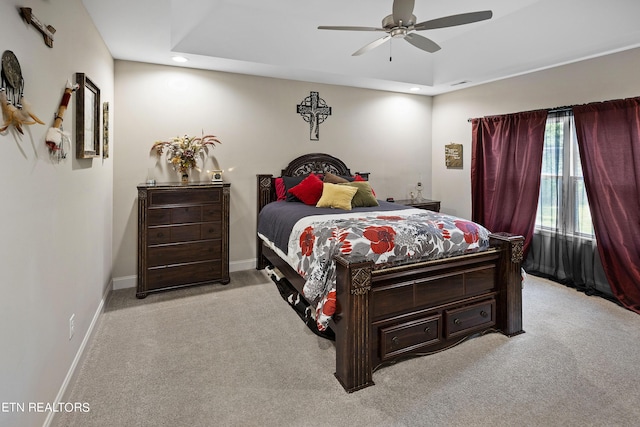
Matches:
[[467, 105, 574, 122]]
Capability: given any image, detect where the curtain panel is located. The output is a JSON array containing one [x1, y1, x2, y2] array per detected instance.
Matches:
[[471, 111, 548, 253], [573, 98, 640, 313], [524, 111, 613, 299]]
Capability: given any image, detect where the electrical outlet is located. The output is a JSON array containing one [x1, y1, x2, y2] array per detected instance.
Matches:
[[69, 314, 75, 340]]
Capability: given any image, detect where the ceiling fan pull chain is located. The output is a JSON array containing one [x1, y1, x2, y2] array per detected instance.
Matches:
[[390, 38, 393, 62]]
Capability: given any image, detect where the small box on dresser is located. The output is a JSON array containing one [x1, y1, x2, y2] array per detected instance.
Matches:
[[137, 182, 231, 298]]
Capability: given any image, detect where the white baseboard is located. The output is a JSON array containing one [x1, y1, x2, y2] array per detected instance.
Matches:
[[112, 259, 257, 290], [112, 275, 136, 290], [230, 258, 257, 272], [44, 281, 111, 427]]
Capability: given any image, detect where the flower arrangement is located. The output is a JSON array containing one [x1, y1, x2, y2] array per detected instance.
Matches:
[[151, 134, 221, 178]]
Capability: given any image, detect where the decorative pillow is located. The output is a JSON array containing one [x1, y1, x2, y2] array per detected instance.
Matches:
[[316, 183, 358, 210], [275, 177, 286, 201], [282, 175, 307, 202], [323, 172, 352, 184], [338, 181, 379, 208], [353, 174, 376, 196], [287, 173, 324, 205]]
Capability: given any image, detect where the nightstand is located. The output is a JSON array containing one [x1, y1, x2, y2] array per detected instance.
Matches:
[[394, 198, 441, 212]]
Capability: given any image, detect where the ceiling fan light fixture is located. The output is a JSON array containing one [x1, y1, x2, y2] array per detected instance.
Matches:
[[390, 28, 408, 38]]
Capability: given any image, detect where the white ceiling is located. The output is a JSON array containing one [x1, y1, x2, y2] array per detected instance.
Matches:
[[82, 0, 640, 95]]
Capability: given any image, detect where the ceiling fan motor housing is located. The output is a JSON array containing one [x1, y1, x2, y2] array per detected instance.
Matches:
[[383, 13, 416, 31]]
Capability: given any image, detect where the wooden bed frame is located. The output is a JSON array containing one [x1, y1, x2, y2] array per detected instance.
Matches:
[[256, 153, 524, 392]]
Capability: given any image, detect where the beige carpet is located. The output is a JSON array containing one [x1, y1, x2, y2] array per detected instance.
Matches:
[[52, 270, 640, 427]]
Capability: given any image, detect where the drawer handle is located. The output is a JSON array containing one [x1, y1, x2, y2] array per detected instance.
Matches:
[[391, 336, 399, 347], [424, 327, 431, 334], [208, 228, 215, 233], [156, 232, 164, 238], [480, 310, 488, 318], [454, 318, 462, 325]]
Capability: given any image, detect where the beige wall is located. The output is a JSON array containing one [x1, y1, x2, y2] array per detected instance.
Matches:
[[0, 1, 114, 426], [432, 47, 640, 219], [112, 61, 433, 284]]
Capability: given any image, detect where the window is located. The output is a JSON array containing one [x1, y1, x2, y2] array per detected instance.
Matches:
[[535, 112, 595, 238]]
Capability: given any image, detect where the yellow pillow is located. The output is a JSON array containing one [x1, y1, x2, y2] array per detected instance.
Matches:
[[316, 183, 358, 210]]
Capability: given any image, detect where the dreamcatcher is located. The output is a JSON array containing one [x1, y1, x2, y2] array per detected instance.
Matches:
[[0, 50, 44, 134]]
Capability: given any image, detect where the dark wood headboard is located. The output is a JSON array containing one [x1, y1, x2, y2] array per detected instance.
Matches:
[[256, 153, 368, 269], [257, 153, 368, 212], [280, 152, 352, 177]]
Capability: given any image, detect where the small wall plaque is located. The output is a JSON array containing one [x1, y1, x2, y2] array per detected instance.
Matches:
[[445, 143, 463, 169]]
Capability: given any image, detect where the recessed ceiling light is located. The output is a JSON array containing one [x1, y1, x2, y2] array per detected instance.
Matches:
[[409, 87, 420, 92], [172, 56, 188, 63]]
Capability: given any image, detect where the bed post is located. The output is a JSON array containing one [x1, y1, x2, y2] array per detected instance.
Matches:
[[490, 233, 525, 337], [256, 174, 274, 270], [333, 255, 375, 392]]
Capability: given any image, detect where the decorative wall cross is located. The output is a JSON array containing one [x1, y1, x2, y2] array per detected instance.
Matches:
[[297, 91, 332, 141]]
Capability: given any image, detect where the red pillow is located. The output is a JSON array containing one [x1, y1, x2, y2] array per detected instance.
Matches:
[[275, 177, 286, 201], [288, 173, 324, 205]]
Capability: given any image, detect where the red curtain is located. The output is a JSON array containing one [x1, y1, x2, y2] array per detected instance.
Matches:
[[471, 111, 548, 253], [573, 98, 640, 313]]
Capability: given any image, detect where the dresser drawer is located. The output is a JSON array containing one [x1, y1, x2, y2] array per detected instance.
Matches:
[[148, 209, 172, 226], [202, 204, 222, 222], [147, 261, 222, 290], [170, 206, 202, 224], [201, 222, 222, 239], [380, 315, 441, 360], [149, 188, 221, 206], [147, 240, 221, 267], [147, 224, 200, 245], [148, 223, 222, 245], [147, 206, 202, 225], [444, 299, 495, 339]]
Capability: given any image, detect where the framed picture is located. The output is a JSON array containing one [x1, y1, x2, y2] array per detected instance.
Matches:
[[75, 73, 100, 159], [211, 170, 223, 182], [102, 101, 109, 158], [445, 143, 463, 169]]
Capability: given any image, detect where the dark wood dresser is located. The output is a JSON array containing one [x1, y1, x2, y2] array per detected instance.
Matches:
[[137, 182, 231, 298]]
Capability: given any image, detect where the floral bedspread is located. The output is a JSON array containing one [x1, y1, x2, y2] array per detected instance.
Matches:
[[283, 209, 491, 331]]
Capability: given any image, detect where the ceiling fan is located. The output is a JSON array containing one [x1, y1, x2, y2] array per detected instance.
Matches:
[[318, 0, 492, 56]]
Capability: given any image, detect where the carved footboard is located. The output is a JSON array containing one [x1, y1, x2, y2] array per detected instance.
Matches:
[[332, 234, 524, 392]]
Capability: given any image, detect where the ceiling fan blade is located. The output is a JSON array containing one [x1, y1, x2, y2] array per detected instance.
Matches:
[[404, 33, 441, 53], [352, 35, 391, 56], [414, 10, 493, 31], [318, 25, 385, 32], [392, 0, 415, 25]]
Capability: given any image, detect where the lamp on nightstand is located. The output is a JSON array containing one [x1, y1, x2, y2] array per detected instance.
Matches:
[[416, 181, 424, 201]]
